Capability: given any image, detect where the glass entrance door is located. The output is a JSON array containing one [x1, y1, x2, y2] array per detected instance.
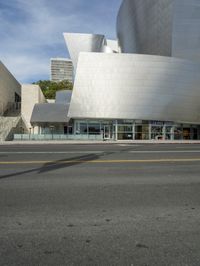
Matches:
[[103, 125, 111, 140]]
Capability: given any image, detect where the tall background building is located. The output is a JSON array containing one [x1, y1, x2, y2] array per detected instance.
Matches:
[[50, 58, 73, 82]]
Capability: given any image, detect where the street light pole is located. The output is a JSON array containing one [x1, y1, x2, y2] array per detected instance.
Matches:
[[29, 127, 32, 140]]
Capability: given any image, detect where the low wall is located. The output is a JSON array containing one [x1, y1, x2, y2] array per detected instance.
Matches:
[[14, 134, 104, 141]]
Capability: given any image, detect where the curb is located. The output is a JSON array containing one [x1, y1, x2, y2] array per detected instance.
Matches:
[[1, 140, 200, 145]]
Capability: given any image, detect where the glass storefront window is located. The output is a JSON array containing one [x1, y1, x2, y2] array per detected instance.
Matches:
[[118, 125, 132, 132], [117, 124, 133, 140], [135, 124, 149, 140], [118, 133, 133, 140], [88, 123, 101, 135], [80, 123, 87, 134], [193, 127, 198, 140], [151, 126, 163, 140], [174, 127, 182, 140], [183, 128, 190, 140], [74, 120, 200, 140], [76, 121, 102, 135], [135, 125, 142, 140], [142, 124, 149, 140], [165, 126, 172, 140]]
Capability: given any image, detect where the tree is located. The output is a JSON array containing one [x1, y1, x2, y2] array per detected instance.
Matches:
[[33, 80, 73, 99]]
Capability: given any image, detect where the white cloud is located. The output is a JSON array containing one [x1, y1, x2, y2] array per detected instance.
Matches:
[[0, 0, 121, 83], [0, 0, 79, 82], [1, 55, 49, 83]]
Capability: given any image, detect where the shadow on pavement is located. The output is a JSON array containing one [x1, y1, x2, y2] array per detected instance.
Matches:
[[0, 145, 138, 180], [38, 153, 100, 173], [0, 151, 115, 180]]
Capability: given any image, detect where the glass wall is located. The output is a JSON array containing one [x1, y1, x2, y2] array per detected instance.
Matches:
[[75, 120, 114, 139], [135, 121, 149, 140], [165, 126, 173, 140], [88, 123, 101, 135], [117, 123, 133, 140], [78, 122, 101, 135], [40, 123, 68, 135], [151, 125, 163, 140], [183, 127, 190, 140], [142, 122, 149, 140], [79, 123, 87, 134], [135, 125, 142, 140], [174, 125, 183, 140], [74, 120, 200, 140]]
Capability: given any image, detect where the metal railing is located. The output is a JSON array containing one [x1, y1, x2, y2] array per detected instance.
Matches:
[[14, 134, 104, 141]]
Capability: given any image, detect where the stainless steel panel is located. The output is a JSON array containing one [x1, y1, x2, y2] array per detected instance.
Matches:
[[117, 0, 200, 63], [63, 33, 105, 70], [68, 53, 200, 124], [172, 0, 200, 62], [117, 0, 173, 56]]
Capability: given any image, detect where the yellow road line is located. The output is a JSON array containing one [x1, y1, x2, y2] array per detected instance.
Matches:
[[0, 158, 200, 164]]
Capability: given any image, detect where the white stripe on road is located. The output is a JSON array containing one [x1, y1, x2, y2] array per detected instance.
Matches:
[[129, 150, 200, 153], [0, 151, 103, 154]]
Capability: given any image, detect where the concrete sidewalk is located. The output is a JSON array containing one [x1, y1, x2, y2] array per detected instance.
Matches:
[[1, 140, 200, 145]]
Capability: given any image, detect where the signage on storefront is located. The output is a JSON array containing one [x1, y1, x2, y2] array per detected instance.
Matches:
[[151, 121, 174, 126]]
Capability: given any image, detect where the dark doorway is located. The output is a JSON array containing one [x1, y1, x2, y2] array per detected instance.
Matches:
[[64, 126, 68, 134]]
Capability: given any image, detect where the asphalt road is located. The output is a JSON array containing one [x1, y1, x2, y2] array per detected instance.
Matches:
[[0, 143, 200, 266]]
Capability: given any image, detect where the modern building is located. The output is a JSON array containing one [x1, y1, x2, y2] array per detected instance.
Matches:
[[0, 61, 21, 115], [21, 84, 47, 134], [0, 61, 23, 141], [30, 90, 71, 135], [26, 0, 200, 141], [50, 58, 73, 82]]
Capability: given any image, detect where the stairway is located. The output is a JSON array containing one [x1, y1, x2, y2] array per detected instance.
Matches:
[[0, 116, 21, 141]]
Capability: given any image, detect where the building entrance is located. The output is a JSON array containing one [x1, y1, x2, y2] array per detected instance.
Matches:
[[103, 125, 111, 140]]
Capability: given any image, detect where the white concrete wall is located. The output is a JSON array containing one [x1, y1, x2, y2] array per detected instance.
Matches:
[[47, 99, 55, 103], [21, 84, 46, 133], [0, 61, 21, 115]]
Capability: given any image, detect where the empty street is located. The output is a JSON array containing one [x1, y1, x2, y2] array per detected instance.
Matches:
[[0, 143, 200, 266]]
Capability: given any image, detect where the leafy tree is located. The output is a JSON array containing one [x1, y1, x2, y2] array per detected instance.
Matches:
[[33, 80, 73, 99]]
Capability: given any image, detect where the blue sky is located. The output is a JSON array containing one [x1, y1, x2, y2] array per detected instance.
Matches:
[[0, 0, 122, 83]]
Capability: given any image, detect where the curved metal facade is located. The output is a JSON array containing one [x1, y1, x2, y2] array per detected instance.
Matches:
[[117, 0, 200, 63], [68, 53, 200, 124], [63, 33, 105, 70], [172, 0, 200, 62], [117, 0, 174, 56], [64, 0, 200, 126]]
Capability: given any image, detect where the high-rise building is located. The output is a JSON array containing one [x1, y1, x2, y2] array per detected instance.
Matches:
[[50, 58, 73, 82]]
